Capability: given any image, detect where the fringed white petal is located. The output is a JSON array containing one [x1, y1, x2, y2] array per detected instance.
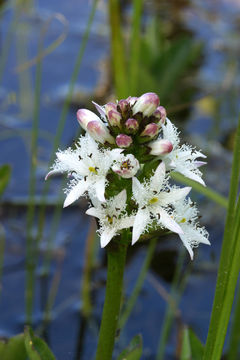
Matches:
[[100, 228, 116, 247], [158, 208, 183, 234], [63, 181, 88, 208], [151, 162, 166, 190], [94, 177, 106, 202], [132, 209, 150, 245]]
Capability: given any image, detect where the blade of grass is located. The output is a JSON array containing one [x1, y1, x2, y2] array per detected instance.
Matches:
[[203, 115, 240, 359], [25, 23, 44, 324], [0, 224, 5, 298], [129, 0, 143, 94], [119, 237, 157, 330], [170, 172, 228, 209], [108, 0, 128, 98], [228, 284, 240, 360]]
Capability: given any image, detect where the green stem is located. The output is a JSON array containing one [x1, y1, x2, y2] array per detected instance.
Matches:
[[203, 115, 240, 359], [108, 0, 128, 98], [228, 283, 240, 360], [95, 237, 128, 360]]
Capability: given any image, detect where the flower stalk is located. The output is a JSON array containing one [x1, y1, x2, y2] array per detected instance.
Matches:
[[95, 235, 128, 360]]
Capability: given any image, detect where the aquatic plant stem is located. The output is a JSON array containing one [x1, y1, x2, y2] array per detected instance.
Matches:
[[95, 237, 128, 360], [203, 115, 240, 359]]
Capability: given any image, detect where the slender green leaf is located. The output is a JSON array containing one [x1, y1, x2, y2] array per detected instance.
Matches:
[[117, 334, 143, 360], [0, 165, 11, 197], [170, 171, 228, 208], [24, 327, 55, 360], [180, 328, 191, 360], [180, 327, 204, 360], [203, 115, 240, 360], [108, 0, 128, 98], [228, 284, 240, 360], [188, 328, 204, 360], [129, 0, 143, 93], [0, 334, 27, 360]]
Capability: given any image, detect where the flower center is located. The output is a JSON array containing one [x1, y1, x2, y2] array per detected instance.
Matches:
[[149, 197, 158, 204], [121, 160, 131, 169], [107, 215, 113, 224], [180, 218, 186, 223], [89, 166, 98, 174]]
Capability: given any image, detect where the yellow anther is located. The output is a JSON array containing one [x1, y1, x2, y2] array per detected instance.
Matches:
[[180, 218, 186, 223], [149, 197, 158, 204], [89, 166, 98, 174], [107, 215, 113, 224]]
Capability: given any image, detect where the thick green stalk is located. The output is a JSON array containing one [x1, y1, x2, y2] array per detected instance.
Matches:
[[95, 238, 128, 360], [108, 0, 128, 98], [203, 115, 240, 359]]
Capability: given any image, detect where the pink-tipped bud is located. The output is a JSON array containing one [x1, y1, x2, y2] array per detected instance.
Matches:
[[117, 99, 129, 116], [77, 109, 101, 131], [153, 106, 167, 124], [105, 102, 117, 115], [149, 139, 173, 156], [107, 109, 122, 128], [140, 123, 159, 138], [127, 96, 138, 106], [116, 134, 133, 148], [125, 118, 139, 134], [87, 121, 115, 144], [132, 92, 160, 117]]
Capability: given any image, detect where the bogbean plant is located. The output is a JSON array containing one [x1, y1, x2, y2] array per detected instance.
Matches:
[[46, 92, 210, 359]]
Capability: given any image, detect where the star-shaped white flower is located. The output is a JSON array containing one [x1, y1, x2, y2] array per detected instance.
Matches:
[[132, 162, 191, 244], [45, 134, 122, 206], [172, 198, 210, 260], [86, 190, 134, 247], [151, 119, 207, 186]]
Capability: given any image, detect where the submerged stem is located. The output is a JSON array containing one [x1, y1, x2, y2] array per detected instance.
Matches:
[[95, 235, 128, 360]]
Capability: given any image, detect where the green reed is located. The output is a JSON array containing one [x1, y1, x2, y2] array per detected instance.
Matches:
[[203, 115, 240, 359]]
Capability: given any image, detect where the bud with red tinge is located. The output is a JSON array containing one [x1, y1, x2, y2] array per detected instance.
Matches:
[[149, 139, 173, 155], [87, 121, 115, 144], [132, 92, 160, 117], [125, 118, 139, 134], [140, 123, 159, 138], [153, 106, 167, 124], [77, 109, 101, 131], [116, 134, 133, 148]]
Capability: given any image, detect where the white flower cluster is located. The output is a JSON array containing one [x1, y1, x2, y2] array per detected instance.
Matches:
[[46, 93, 210, 259]]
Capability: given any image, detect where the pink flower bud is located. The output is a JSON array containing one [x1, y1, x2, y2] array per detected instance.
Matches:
[[153, 106, 167, 124], [117, 99, 129, 116], [112, 154, 140, 178], [116, 134, 133, 148], [105, 102, 117, 115], [77, 109, 101, 131], [140, 123, 159, 138], [107, 109, 122, 128], [87, 121, 115, 144], [149, 139, 173, 156], [125, 118, 139, 133], [132, 92, 160, 117], [127, 96, 138, 106]]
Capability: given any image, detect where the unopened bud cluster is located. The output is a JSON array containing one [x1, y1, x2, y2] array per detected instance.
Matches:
[[46, 92, 209, 259]]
